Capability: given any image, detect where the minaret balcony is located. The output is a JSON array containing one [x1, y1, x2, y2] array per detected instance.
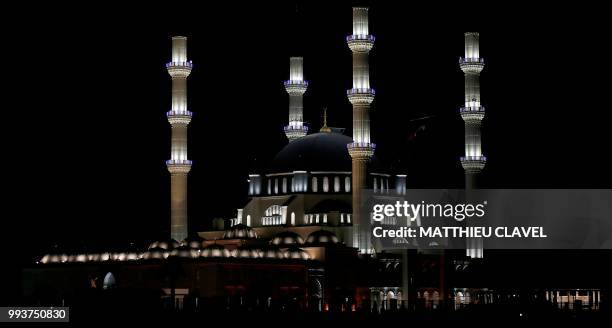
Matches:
[[166, 61, 193, 78], [460, 106, 485, 122], [167, 111, 192, 125], [459, 57, 484, 73], [166, 159, 192, 174], [347, 88, 375, 105], [347, 35, 375, 52], [460, 156, 487, 173], [284, 80, 308, 95], [347, 142, 376, 159], [284, 125, 308, 140]]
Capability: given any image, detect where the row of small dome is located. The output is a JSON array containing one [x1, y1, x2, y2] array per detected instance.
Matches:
[[146, 245, 310, 260], [38, 228, 339, 264], [221, 225, 340, 245], [149, 227, 340, 250], [38, 244, 310, 264]]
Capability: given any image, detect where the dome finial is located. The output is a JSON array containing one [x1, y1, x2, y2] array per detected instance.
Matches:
[[320, 107, 332, 133]]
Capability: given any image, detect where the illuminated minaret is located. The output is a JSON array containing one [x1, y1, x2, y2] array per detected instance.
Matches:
[[346, 7, 376, 253], [166, 36, 193, 241], [459, 32, 486, 258], [460, 32, 486, 189], [284, 57, 309, 142]]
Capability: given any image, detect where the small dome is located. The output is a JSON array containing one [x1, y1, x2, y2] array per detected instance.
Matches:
[[112, 253, 127, 261], [149, 239, 179, 250], [231, 247, 262, 259], [40, 254, 60, 264], [99, 252, 112, 261], [170, 245, 199, 258], [223, 224, 257, 239], [270, 231, 304, 246], [142, 247, 167, 260], [201, 244, 231, 258], [283, 247, 310, 260], [306, 230, 340, 245], [181, 235, 205, 249], [87, 253, 101, 262], [261, 246, 285, 259]]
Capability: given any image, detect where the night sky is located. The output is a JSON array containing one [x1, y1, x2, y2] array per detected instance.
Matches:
[[8, 1, 612, 265]]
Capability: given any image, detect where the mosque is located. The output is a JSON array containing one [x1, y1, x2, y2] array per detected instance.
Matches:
[[22, 7, 604, 314]]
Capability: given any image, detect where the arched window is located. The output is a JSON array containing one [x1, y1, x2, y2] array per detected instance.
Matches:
[[246, 215, 251, 226], [373, 178, 378, 192], [291, 212, 296, 226], [345, 177, 351, 192], [312, 177, 318, 192], [274, 179, 279, 194], [323, 214, 328, 224], [334, 176, 340, 192], [323, 177, 329, 192], [282, 177, 287, 193], [267, 180, 271, 195]]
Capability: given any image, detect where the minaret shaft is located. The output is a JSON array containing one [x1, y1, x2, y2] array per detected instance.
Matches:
[[347, 7, 375, 254], [459, 32, 486, 259], [166, 36, 193, 241], [171, 78, 187, 114], [284, 57, 308, 141]]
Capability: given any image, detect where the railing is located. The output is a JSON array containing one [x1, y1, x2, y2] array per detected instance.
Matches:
[[347, 142, 376, 149], [284, 125, 308, 132], [346, 34, 376, 42], [347, 88, 375, 95], [166, 61, 193, 68], [166, 110, 193, 117], [460, 156, 487, 161], [460, 106, 485, 112], [459, 57, 484, 64], [284, 80, 309, 87], [166, 159, 192, 165]]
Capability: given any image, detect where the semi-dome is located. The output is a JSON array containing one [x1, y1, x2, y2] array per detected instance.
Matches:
[[271, 132, 352, 172], [307, 199, 352, 214], [270, 231, 304, 246], [223, 224, 257, 239], [306, 230, 340, 245]]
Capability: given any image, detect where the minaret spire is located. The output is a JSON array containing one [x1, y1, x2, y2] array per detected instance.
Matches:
[[166, 36, 193, 241], [347, 7, 376, 253], [459, 32, 486, 258], [284, 57, 309, 141], [320, 108, 331, 133]]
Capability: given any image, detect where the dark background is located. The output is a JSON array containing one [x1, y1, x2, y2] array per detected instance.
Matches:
[[5, 0, 612, 297]]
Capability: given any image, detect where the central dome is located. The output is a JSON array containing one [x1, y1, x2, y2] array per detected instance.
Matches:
[[271, 132, 352, 172]]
